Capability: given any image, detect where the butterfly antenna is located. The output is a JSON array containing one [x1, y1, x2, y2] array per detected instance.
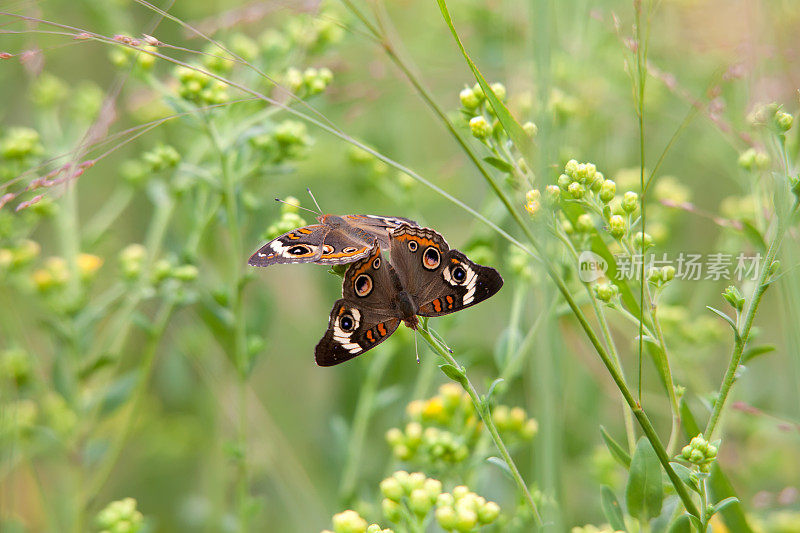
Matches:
[[307, 188, 323, 215], [274, 198, 320, 215], [413, 330, 420, 364]]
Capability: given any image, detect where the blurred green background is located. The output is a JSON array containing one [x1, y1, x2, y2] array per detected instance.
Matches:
[[1, 0, 799, 531]]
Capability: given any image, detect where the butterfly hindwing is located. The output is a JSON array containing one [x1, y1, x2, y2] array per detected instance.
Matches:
[[417, 250, 504, 316], [389, 224, 503, 317], [315, 243, 404, 366], [315, 300, 400, 366]]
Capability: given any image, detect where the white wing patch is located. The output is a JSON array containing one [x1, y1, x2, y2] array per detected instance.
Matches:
[[333, 309, 362, 354], [443, 264, 478, 305]]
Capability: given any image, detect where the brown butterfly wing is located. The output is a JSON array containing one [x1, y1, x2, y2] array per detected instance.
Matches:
[[248, 224, 328, 267], [388, 224, 503, 317], [315, 244, 403, 366]]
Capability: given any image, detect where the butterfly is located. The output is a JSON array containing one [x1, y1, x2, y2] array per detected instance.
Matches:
[[315, 224, 503, 366], [248, 214, 418, 267]]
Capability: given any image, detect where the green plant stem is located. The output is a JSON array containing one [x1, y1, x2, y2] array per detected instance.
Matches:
[[703, 224, 784, 439], [417, 328, 544, 528], [339, 348, 392, 504], [364, 11, 700, 514], [649, 306, 680, 455], [79, 299, 176, 514], [207, 119, 250, 532]]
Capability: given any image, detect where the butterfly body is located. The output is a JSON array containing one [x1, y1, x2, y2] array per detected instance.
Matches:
[[248, 214, 417, 267], [315, 224, 503, 366]]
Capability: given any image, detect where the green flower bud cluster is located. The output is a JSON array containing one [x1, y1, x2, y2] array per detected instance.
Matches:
[[747, 102, 794, 133], [202, 44, 235, 73], [722, 285, 745, 312], [0, 348, 32, 388], [491, 405, 539, 440], [737, 148, 771, 172], [380, 471, 442, 523], [95, 497, 144, 533], [120, 143, 181, 188], [141, 144, 181, 172], [632, 231, 653, 251], [571, 525, 624, 533], [109, 44, 157, 71], [31, 73, 69, 108], [119, 244, 147, 280], [386, 422, 469, 464], [507, 244, 535, 281], [320, 509, 393, 533], [30, 253, 103, 292], [0, 239, 41, 271], [608, 215, 627, 239], [678, 434, 719, 471], [459, 82, 512, 140], [229, 33, 260, 62], [41, 392, 77, 437], [719, 195, 756, 221], [387, 384, 479, 465], [174, 66, 229, 106], [558, 159, 606, 200], [593, 282, 620, 304], [435, 485, 501, 532], [285, 67, 334, 96], [284, 9, 344, 53], [251, 120, 312, 163], [647, 265, 676, 288], [0, 127, 44, 160], [347, 146, 390, 181], [525, 189, 541, 216]]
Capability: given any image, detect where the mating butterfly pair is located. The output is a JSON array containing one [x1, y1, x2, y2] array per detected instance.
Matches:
[[248, 213, 503, 366]]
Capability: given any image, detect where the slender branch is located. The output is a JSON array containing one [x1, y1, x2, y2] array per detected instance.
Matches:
[[417, 328, 544, 528]]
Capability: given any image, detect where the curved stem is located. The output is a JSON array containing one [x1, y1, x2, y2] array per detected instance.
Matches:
[[418, 328, 543, 528]]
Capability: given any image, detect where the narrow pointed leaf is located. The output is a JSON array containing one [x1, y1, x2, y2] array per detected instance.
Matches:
[[601, 485, 627, 532], [435, 0, 533, 160], [600, 425, 632, 468], [706, 306, 738, 333]]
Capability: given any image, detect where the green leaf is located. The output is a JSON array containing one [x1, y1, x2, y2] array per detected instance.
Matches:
[[485, 378, 505, 404], [667, 515, 692, 533], [742, 344, 776, 363], [626, 437, 664, 521], [706, 306, 738, 333], [98, 371, 138, 417], [600, 425, 632, 468], [439, 363, 467, 386], [713, 496, 740, 514], [482, 156, 514, 173], [601, 485, 627, 532], [740, 220, 767, 252], [669, 462, 700, 493], [486, 456, 514, 481], [678, 398, 701, 438], [435, 0, 534, 160]]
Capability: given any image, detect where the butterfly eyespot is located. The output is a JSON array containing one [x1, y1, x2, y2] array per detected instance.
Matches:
[[288, 245, 311, 255], [407, 240, 418, 252], [422, 246, 441, 270], [343, 246, 359, 254], [354, 274, 373, 297], [372, 257, 381, 269], [322, 244, 334, 254], [451, 265, 467, 284], [340, 313, 355, 331]]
